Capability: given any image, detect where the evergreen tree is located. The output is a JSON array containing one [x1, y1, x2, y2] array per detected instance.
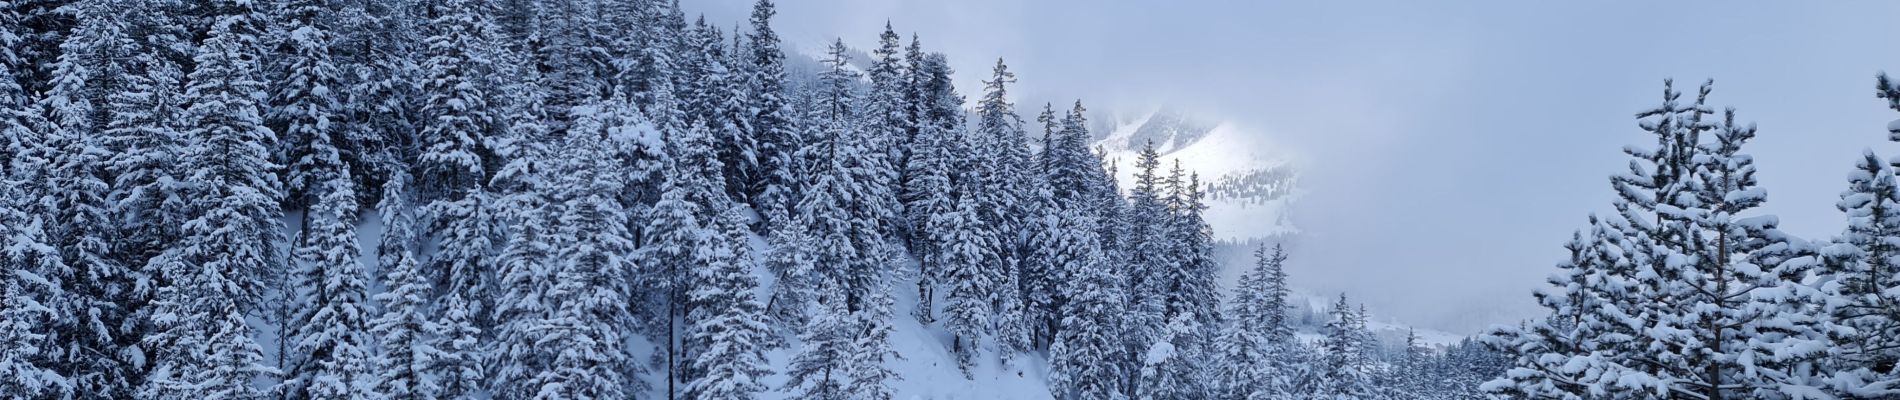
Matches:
[[782, 281, 851, 400], [0, 160, 73, 399], [140, 2, 282, 396], [1122, 140, 1172, 370], [938, 185, 997, 375], [105, 51, 189, 277], [36, 0, 143, 393], [282, 175, 375, 399], [685, 207, 774, 400], [531, 107, 642, 399], [746, 0, 799, 227], [368, 174, 438, 400], [845, 278, 902, 400], [415, 1, 499, 396], [270, 0, 349, 211], [1317, 295, 1373, 399], [1134, 313, 1205, 400], [1, 0, 36, 172], [1213, 244, 1293, 399], [1049, 210, 1127, 400], [487, 76, 559, 400]]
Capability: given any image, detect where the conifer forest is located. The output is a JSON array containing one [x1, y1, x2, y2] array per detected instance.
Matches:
[[4, 0, 1900, 399]]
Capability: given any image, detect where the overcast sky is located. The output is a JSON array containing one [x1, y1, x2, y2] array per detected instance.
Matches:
[[686, 1, 1900, 333]]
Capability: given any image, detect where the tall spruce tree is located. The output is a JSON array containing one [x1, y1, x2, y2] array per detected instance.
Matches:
[[415, 0, 499, 396], [746, 0, 799, 227], [1049, 209, 1127, 400], [140, 1, 282, 396]]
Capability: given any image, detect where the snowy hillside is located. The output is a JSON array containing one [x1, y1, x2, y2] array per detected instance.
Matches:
[[1091, 107, 1301, 243]]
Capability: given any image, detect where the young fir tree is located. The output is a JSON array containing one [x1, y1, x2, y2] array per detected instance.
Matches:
[[1317, 295, 1373, 399], [782, 281, 852, 400], [1481, 215, 1637, 397], [846, 274, 903, 400], [368, 174, 438, 400], [1048, 209, 1128, 400], [1213, 244, 1293, 399], [685, 207, 774, 400], [283, 174, 375, 400]]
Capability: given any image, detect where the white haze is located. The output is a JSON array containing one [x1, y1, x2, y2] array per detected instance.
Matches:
[[687, 0, 1900, 333]]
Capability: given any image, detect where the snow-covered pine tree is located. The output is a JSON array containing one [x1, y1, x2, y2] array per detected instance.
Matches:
[[1165, 171, 1220, 330], [415, 0, 500, 396], [139, 1, 282, 396], [1121, 140, 1172, 376], [525, 0, 611, 124], [1481, 215, 1638, 398], [13, 0, 73, 97], [105, 50, 189, 277], [1690, 107, 1831, 398], [334, 0, 421, 207], [34, 0, 144, 393], [862, 23, 908, 236], [0, 160, 73, 399], [685, 207, 774, 400], [1382, 328, 1434, 400], [846, 274, 903, 400], [269, 0, 348, 212], [1044, 101, 1099, 207], [642, 117, 728, 396], [938, 181, 998, 375], [681, 18, 757, 205], [803, 38, 894, 312], [1317, 295, 1373, 399], [282, 174, 375, 400], [1, 1, 34, 172], [745, 0, 800, 227], [530, 103, 642, 399], [1049, 209, 1128, 400], [782, 281, 852, 400], [970, 58, 1037, 359], [1134, 312, 1205, 400], [1642, 89, 1822, 399], [1213, 244, 1293, 399], [488, 77, 560, 400], [368, 173, 438, 400], [898, 48, 962, 323]]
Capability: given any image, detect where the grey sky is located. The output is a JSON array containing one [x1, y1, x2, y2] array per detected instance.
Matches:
[[686, 1, 1900, 333]]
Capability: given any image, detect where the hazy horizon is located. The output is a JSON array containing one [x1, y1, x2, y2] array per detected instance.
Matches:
[[688, 0, 1900, 333]]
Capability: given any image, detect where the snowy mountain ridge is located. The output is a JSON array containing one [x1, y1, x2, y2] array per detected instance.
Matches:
[[1090, 106, 1301, 243]]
